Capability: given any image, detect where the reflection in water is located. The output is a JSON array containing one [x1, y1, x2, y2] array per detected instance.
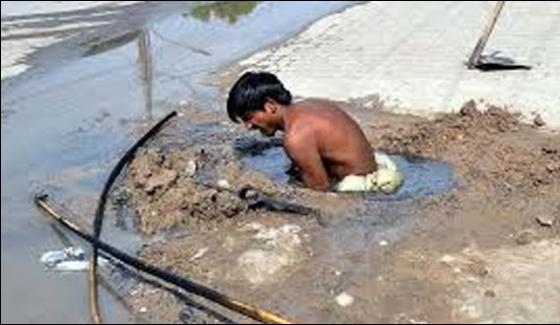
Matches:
[[84, 29, 154, 120], [188, 1, 260, 24], [137, 30, 153, 121], [83, 25, 206, 122], [84, 30, 140, 57]]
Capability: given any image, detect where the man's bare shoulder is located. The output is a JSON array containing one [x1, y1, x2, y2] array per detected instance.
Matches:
[[283, 119, 314, 148], [293, 99, 355, 131], [293, 98, 343, 112]]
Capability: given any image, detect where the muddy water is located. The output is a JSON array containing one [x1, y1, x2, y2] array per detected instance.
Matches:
[[242, 147, 455, 199], [1, 1, 362, 323], [241, 146, 292, 184]]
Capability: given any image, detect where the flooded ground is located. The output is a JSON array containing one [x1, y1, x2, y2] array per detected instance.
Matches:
[[2, 1, 559, 324], [1, 1, 361, 323]]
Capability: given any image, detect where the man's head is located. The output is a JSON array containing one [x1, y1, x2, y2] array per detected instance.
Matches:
[[227, 71, 292, 136]]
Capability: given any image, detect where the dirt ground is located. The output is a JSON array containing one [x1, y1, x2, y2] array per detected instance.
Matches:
[[112, 99, 559, 324]]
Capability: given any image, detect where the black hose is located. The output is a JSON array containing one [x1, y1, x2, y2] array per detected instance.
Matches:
[[92, 111, 177, 239], [90, 111, 177, 323]]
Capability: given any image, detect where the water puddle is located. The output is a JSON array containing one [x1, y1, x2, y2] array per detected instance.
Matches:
[[240, 145, 292, 184], [379, 154, 455, 200], [241, 146, 455, 199]]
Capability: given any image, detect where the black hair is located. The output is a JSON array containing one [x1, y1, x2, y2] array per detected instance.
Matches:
[[227, 71, 292, 123]]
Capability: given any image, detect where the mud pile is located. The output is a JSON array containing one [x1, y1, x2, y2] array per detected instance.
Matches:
[[376, 101, 559, 195]]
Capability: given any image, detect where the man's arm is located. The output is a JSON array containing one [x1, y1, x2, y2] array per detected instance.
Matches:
[[283, 131, 330, 191]]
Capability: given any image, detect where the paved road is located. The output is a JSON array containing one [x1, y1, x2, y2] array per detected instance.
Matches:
[[242, 1, 560, 128]]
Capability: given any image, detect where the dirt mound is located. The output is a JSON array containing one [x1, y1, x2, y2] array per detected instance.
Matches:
[[127, 147, 248, 234], [376, 101, 559, 196]]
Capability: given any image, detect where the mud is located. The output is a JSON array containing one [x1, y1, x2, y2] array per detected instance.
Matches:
[[116, 99, 559, 323], [372, 100, 559, 197], [123, 119, 291, 235]]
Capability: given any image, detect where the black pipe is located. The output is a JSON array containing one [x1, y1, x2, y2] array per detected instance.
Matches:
[[90, 111, 177, 323]]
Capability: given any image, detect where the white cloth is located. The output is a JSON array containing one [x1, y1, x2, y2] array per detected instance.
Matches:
[[334, 153, 404, 193]]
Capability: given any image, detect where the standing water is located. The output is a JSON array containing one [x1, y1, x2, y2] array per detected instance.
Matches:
[[1, 1, 361, 323], [241, 146, 455, 199]]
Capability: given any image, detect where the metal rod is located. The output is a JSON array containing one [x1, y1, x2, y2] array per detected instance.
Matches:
[[467, 1, 506, 69]]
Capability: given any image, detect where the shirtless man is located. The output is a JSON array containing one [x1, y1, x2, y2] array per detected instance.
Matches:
[[227, 71, 402, 192]]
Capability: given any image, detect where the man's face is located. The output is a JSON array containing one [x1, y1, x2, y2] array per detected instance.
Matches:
[[242, 108, 278, 137]]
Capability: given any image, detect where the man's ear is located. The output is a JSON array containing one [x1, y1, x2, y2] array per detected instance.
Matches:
[[264, 98, 277, 114]]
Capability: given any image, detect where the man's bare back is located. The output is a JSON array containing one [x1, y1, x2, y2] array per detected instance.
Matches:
[[283, 99, 377, 190]]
